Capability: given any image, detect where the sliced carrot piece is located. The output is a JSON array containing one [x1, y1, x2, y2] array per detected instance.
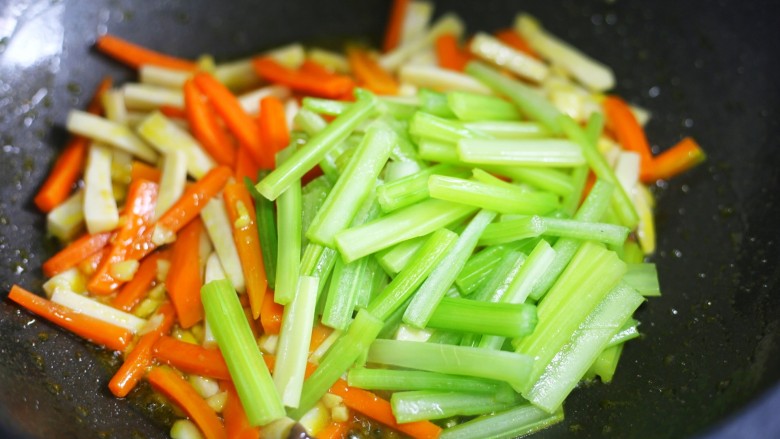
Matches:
[[318, 420, 353, 439], [184, 79, 236, 166], [234, 145, 260, 182], [7, 285, 133, 352], [112, 250, 169, 312], [346, 47, 399, 95], [42, 231, 112, 277], [193, 73, 262, 166], [34, 77, 112, 212], [146, 366, 227, 439], [329, 379, 442, 439], [383, 0, 410, 52], [308, 323, 333, 355], [252, 57, 354, 99], [108, 302, 176, 397], [257, 96, 290, 169], [95, 34, 198, 71], [646, 137, 706, 182], [222, 381, 261, 439], [152, 336, 231, 380], [223, 183, 267, 319], [77, 247, 110, 277], [603, 95, 654, 175], [435, 34, 471, 71], [166, 217, 205, 328], [260, 288, 284, 335], [159, 104, 187, 119], [88, 179, 159, 295], [130, 160, 162, 183]]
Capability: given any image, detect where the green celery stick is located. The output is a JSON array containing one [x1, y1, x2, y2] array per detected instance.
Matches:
[[300, 175, 333, 249], [391, 389, 523, 423], [478, 216, 546, 246], [417, 138, 463, 165], [457, 138, 585, 167], [403, 209, 497, 328], [287, 309, 383, 419], [447, 91, 521, 121], [409, 111, 490, 145], [367, 339, 533, 392], [464, 120, 549, 139], [376, 163, 470, 213], [201, 279, 284, 425], [274, 147, 302, 305], [419, 88, 456, 118], [375, 235, 428, 276], [347, 368, 504, 394], [485, 165, 574, 196], [428, 175, 559, 215], [256, 90, 377, 201], [439, 403, 564, 439], [624, 262, 661, 296], [299, 243, 338, 299], [606, 318, 640, 347], [306, 124, 395, 247], [541, 217, 629, 247], [367, 228, 458, 321], [334, 199, 476, 263], [426, 297, 537, 338], [587, 343, 624, 383], [466, 61, 562, 134], [455, 245, 510, 295], [246, 174, 277, 289]]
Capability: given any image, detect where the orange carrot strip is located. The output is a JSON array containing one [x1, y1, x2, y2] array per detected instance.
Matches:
[[108, 302, 176, 397], [223, 183, 267, 319], [579, 170, 598, 206], [259, 288, 283, 335], [147, 366, 227, 439], [603, 95, 654, 174], [34, 77, 112, 212], [112, 250, 169, 312], [89, 179, 159, 295], [7, 285, 133, 352], [184, 79, 236, 166], [222, 381, 261, 439], [299, 59, 336, 77], [346, 47, 399, 95], [434, 34, 471, 72], [257, 96, 290, 169], [234, 145, 260, 182], [152, 336, 231, 380], [159, 104, 187, 119], [252, 57, 354, 99], [95, 34, 198, 71], [494, 29, 540, 59], [318, 420, 353, 439], [646, 137, 706, 182], [308, 323, 333, 355], [383, 0, 410, 52], [166, 218, 205, 328], [329, 379, 442, 439], [127, 165, 232, 262], [42, 231, 112, 277], [77, 247, 110, 277], [130, 160, 162, 183], [193, 73, 263, 166]]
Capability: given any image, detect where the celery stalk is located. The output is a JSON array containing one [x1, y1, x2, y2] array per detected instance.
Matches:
[[428, 175, 559, 215], [347, 368, 504, 394], [439, 403, 563, 439], [391, 389, 522, 423], [375, 235, 428, 276], [201, 196, 246, 294], [274, 147, 302, 305], [246, 174, 278, 289], [418, 89, 456, 118], [448, 91, 521, 122], [458, 138, 584, 167], [426, 297, 537, 338], [376, 164, 469, 213], [624, 262, 661, 297], [201, 279, 284, 426], [464, 120, 549, 139], [455, 245, 509, 295], [409, 111, 490, 144]]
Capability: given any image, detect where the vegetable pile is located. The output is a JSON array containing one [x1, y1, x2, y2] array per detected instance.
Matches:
[[10, 1, 706, 438]]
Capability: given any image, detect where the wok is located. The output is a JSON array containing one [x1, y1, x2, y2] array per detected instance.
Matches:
[[0, 0, 777, 437]]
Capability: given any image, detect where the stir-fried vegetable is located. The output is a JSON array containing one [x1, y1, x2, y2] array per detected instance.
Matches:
[[8, 1, 707, 438]]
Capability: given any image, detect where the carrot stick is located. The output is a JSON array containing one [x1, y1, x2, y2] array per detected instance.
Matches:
[[146, 366, 227, 439], [152, 335, 231, 380], [494, 29, 540, 59], [234, 145, 260, 182], [318, 420, 353, 439], [193, 73, 263, 166], [88, 179, 159, 295], [184, 79, 236, 166], [222, 381, 261, 439], [159, 104, 188, 120], [112, 250, 169, 312], [95, 34, 198, 71], [78, 247, 110, 277], [130, 160, 162, 183], [383, 0, 410, 52], [603, 95, 654, 176], [252, 57, 354, 99], [346, 47, 399, 95], [42, 231, 112, 277], [166, 218, 205, 328], [7, 285, 133, 352], [108, 302, 176, 397], [223, 183, 267, 319], [257, 96, 290, 169], [259, 288, 283, 335], [308, 323, 333, 355], [329, 379, 442, 439], [646, 137, 706, 182], [34, 77, 112, 212], [127, 165, 232, 262], [434, 34, 471, 71], [299, 59, 337, 78]]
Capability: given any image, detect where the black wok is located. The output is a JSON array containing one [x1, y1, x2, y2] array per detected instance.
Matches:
[[0, 0, 777, 437]]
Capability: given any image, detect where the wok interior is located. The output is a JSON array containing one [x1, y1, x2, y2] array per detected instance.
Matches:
[[0, 0, 777, 437]]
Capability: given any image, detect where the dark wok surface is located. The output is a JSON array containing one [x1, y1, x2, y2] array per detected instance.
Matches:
[[0, 0, 778, 437]]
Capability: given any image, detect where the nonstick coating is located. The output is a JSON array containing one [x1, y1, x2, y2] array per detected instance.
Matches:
[[0, 0, 777, 438]]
